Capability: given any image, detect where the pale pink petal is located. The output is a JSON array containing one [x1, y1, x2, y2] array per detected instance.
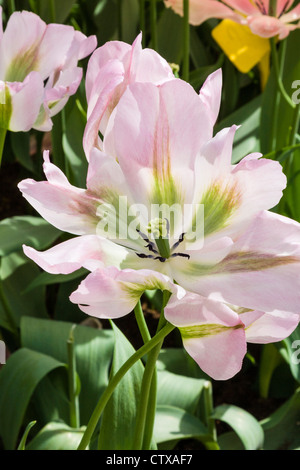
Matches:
[[242, 310, 299, 343], [223, 0, 259, 15], [4, 71, 44, 132], [31, 23, 76, 79], [182, 328, 246, 380], [23, 235, 105, 275], [70, 266, 185, 319], [85, 40, 130, 103], [0, 6, 3, 42], [199, 69, 222, 128], [64, 30, 97, 69], [83, 60, 125, 159], [247, 15, 288, 38], [165, 293, 246, 380], [0, 11, 46, 81], [164, 0, 239, 25], [128, 34, 174, 84], [104, 79, 214, 208], [18, 153, 98, 235], [44, 67, 83, 118]]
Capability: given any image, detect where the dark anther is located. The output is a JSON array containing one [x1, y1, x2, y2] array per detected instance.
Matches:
[[170, 233, 186, 252], [145, 243, 159, 254], [154, 256, 167, 262], [171, 253, 190, 260], [136, 253, 155, 259]]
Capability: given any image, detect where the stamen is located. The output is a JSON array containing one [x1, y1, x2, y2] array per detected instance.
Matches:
[[171, 253, 190, 260]]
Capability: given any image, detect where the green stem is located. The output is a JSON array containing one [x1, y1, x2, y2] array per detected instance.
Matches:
[[9, 0, 16, 15], [51, 113, 66, 174], [134, 300, 151, 344], [67, 325, 80, 429], [77, 321, 175, 450], [117, 0, 123, 41], [0, 128, 7, 167], [134, 291, 171, 450], [270, 38, 295, 111], [203, 381, 217, 442], [140, 0, 146, 47], [49, 0, 56, 22], [150, 0, 157, 51], [182, 0, 190, 82]]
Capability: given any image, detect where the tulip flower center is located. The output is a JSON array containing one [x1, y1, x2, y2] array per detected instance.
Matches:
[[136, 218, 190, 263]]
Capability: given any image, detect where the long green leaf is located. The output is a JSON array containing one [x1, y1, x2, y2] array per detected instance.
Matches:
[[154, 405, 210, 447], [26, 422, 85, 450], [0, 348, 65, 450], [0, 216, 61, 257], [261, 388, 300, 450], [20, 317, 115, 426], [212, 404, 264, 450]]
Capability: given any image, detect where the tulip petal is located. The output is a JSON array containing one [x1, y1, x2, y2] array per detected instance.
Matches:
[[70, 266, 185, 319], [1, 71, 44, 132], [242, 309, 299, 344], [18, 152, 98, 235], [164, 0, 239, 25], [165, 293, 246, 380]]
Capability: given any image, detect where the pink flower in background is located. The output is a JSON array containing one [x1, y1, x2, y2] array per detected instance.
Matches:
[[18, 64, 300, 380], [164, 0, 300, 39], [0, 8, 96, 132], [83, 33, 175, 160]]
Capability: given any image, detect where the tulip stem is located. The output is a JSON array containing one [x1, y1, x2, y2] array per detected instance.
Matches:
[[270, 38, 295, 111], [67, 325, 80, 429], [77, 321, 175, 450], [182, 0, 190, 82], [133, 291, 171, 450], [140, 0, 146, 47], [150, 0, 157, 51], [0, 128, 7, 167]]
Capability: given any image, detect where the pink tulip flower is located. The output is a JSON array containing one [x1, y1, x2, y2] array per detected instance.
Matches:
[[164, 0, 300, 39], [19, 68, 300, 380], [0, 8, 96, 132], [83, 33, 175, 160]]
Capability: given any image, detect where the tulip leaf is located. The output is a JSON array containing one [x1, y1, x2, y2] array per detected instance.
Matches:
[[212, 404, 264, 450], [154, 405, 210, 448], [279, 323, 300, 383], [26, 422, 85, 450], [98, 321, 145, 450], [156, 370, 207, 415], [20, 316, 115, 426], [0, 216, 61, 257], [215, 95, 262, 163], [0, 348, 66, 450], [0, 252, 48, 333], [260, 388, 300, 450]]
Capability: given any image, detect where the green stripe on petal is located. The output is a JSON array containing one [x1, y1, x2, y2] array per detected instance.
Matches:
[[180, 251, 299, 278], [199, 181, 240, 236], [121, 278, 170, 303], [180, 323, 243, 339], [5, 45, 41, 82], [0, 84, 12, 130]]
